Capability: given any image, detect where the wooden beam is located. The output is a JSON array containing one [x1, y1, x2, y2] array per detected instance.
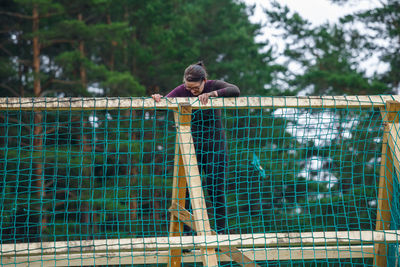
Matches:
[[2, 231, 399, 255], [174, 103, 218, 267], [0, 95, 400, 110], [1, 246, 376, 266], [168, 134, 188, 267], [388, 123, 400, 182], [177, 128, 214, 237], [374, 101, 400, 267], [169, 203, 261, 267]]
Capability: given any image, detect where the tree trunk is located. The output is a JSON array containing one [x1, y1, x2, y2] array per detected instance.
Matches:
[[129, 116, 138, 231], [123, 9, 129, 66], [33, 5, 41, 97], [78, 14, 87, 89], [129, 158, 138, 222], [106, 14, 115, 71], [32, 4, 47, 233], [81, 202, 90, 238], [153, 190, 161, 221]]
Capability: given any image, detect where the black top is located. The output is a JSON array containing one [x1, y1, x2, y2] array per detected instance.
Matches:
[[167, 80, 240, 147]]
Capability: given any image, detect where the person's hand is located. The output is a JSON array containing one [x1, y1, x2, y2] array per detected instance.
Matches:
[[151, 94, 163, 103], [198, 91, 218, 105]]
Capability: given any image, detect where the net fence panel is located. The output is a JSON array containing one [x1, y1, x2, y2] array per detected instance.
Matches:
[[224, 107, 381, 233], [0, 97, 399, 266]]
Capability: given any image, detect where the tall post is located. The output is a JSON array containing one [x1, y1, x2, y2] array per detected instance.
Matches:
[[168, 103, 218, 267], [168, 119, 188, 267], [374, 100, 400, 266]]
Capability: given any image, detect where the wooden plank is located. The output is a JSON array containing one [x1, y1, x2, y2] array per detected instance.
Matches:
[[376, 108, 395, 231], [0, 246, 378, 266], [169, 203, 193, 226], [175, 103, 218, 267], [2, 231, 400, 255], [168, 134, 188, 267], [176, 130, 213, 237], [169, 203, 261, 267], [388, 123, 400, 182], [374, 101, 400, 267], [0, 95, 399, 110]]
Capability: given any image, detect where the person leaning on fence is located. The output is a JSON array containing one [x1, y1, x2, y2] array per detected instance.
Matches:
[[151, 61, 240, 234]]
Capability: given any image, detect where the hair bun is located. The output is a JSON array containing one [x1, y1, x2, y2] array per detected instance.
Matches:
[[196, 61, 204, 67], [183, 61, 208, 82]]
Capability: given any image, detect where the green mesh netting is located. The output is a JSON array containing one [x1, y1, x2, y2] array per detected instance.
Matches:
[[389, 172, 400, 266], [0, 97, 399, 266]]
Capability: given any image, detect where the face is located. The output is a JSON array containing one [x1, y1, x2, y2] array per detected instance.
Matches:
[[184, 80, 205, 96]]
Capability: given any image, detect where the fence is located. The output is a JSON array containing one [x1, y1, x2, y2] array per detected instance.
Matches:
[[0, 96, 400, 266]]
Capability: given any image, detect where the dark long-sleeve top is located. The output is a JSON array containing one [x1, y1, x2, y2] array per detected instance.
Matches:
[[166, 80, 240, 149], [166, 80, 240, 98]]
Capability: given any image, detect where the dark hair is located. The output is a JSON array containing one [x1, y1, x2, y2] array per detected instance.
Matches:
[[183, 61, 208, 82]]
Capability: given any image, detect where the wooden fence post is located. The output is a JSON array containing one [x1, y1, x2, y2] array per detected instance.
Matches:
[[374, 100, 400, 266], [168, 103, 218, 267]]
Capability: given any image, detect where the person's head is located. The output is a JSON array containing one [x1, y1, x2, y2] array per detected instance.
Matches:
[[183, 61, 208, 96]]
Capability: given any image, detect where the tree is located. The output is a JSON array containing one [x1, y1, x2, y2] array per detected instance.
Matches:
[[264, 1, 389, 96], [1, 0, 283, 242], [332, 0, 400, 92], [257, 3, 388, 248]]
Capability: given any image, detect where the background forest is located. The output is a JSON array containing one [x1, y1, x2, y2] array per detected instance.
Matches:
[[0, 0, 400, 265]]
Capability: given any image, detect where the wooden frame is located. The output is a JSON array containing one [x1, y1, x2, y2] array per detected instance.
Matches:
[[2, 231, 399, 266], [2, 230, 400, 254], [1, 96, 400, 266], [0, 246, 379, 266], [0, 95, 400, 110], [169, 103, 218, 267], [374, 101, 400, 266]]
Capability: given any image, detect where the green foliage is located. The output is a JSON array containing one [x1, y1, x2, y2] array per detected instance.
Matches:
[[102, 71, 145, 96], [265, 1, 392, 95], [337, 0, 400, 91], [0, 0, 280, 97]]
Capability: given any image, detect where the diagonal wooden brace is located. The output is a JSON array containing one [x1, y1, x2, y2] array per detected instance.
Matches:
[[169, 202, 261, 267], [168, 103, 218, 267]]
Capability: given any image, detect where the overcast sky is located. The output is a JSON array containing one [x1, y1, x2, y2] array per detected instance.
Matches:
[[243, 0, 381, 26]]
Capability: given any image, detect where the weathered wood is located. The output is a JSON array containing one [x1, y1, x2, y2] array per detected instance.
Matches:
[[388, 123, 400, 183], [169, 203, 193, 226], [374, 101, 400, 267], [1, 245, 377, 266], [169, 203, 260, 267], [168, 135, 188, 267], [384, 101, 400, 122], [173, 103, 218, 267], [2, 231, 399, 255], [375, 123, 393, 234], [0, 95, 400, 110], [0, 245, 378, 266], [177, 127, 213, 236]]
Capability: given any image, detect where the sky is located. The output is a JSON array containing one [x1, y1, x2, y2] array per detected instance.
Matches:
[[243, 0, 381, 26], [242, 0, 387, 77]]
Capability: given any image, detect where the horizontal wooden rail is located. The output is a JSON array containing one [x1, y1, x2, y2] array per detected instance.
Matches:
[[0, 95, 399, 110], [0, 245, 379, 266], [2, 230, 399, 256]]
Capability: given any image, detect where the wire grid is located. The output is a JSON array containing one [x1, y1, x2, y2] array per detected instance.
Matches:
[[0, 97, 398, 266]]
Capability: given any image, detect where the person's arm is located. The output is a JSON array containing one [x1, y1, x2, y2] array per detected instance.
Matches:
[[212, 80, 240, 97], [198, 80, 240, 104], [166, 85, 185, 97], [151, 85, 185, 102], [198, 80, 240, 105]]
